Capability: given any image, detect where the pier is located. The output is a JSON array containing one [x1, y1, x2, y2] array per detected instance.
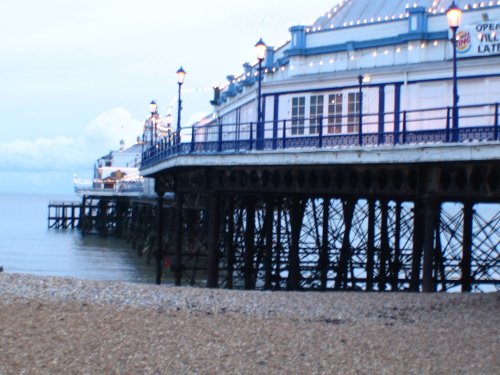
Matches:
[[48, 201, 82, 229], [141, 106, 500, 292], [50, 0, 500, 292]]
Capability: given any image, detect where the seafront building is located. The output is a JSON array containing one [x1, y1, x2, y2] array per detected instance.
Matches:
[[74, 139, 153, 197], [138, 0, 500, 291], [188, 0, 500, 146]]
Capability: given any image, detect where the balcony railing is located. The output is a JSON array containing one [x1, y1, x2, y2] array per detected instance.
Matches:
[[141, 103, 500, 169]]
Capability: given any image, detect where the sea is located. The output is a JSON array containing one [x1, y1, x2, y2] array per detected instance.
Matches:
[[0, 193, 157, 283]]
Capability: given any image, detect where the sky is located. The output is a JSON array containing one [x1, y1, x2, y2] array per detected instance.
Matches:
[[0, 0, 337, 194]]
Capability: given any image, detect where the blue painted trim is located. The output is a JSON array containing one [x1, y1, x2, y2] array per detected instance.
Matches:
[[286, 31, 449, 57]]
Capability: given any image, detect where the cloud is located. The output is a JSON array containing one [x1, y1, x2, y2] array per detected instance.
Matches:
[[0, 108, 144, 173]]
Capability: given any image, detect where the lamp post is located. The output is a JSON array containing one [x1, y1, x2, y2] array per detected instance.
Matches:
[[357, 75, 364, 145], [149, 100, 158, 145], [255, 38, 266, 149], [165, 113, 173, 146], [176, 67, 186, 145], [447, 1, 462, 142]]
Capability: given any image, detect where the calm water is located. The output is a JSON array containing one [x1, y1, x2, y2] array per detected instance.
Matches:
[[0, 193, 157, 283]]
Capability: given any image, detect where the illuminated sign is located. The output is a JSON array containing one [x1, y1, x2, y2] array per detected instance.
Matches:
[[456, 22, 500, 57]]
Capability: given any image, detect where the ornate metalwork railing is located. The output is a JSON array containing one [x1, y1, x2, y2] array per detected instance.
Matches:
[[141, 102, 500, 169]]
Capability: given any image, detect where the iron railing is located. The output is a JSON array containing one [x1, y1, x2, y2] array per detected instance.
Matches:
[[141, 102, 500, 169]]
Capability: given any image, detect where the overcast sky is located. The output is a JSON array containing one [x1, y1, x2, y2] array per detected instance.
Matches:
[[0, 0, 337, 194]]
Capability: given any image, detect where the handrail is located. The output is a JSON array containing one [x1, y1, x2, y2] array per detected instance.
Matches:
[[141, 102, 500, 169]]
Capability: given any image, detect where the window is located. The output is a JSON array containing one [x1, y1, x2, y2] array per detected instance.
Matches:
[[309, 95, 324, 134], [291, 97, 305, 135], [347, 92, 360, 133], [327, 93, 343, 134]]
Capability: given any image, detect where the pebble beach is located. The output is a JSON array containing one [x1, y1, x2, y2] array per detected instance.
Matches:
[[0, 273, 498, 374]]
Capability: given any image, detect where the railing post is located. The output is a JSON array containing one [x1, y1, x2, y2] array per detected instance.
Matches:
[[190, 126, 195, 153], [218, 122, 223, 152], [358, 113, 363, 146], [282, 120, 287, 149], [402, 111, 407, 144], [495, 102, 499, 141], [446, 107, 451, 143], [318, 116, 323, 148], [249, 122, 254, 151]]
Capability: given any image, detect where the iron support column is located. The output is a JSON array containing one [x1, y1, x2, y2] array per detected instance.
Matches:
[[225, 198, 235, 289], [379, 199, 390, 291], [410, 201, 425, 291], [244, 197, 256, 290], [422, 198, 440, 293], [366, 199, 376, 291], [319, 198, 330, 290], [206, 194, 220, 288], [335, 199, 356, 290], [275, 203, 283, 290], [174, 192, 184, 286], [391, 201, 402, 291], [462, 202, 473, 292], [287, 197, 306, 290], [263, 199, 274, 290], [155, 192, 165, 285]]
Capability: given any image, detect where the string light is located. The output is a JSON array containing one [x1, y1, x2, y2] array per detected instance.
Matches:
[[217, 0, 500, 101]]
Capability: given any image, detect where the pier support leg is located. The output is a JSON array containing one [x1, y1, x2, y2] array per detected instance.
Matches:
[[155, 192, 165, 285], [410, 201, 424, 291], [335, 199, 356, 290], [461, 202, 473, 292], [244, 197, 256, 290], [379, 199, 390, 291], [287, 197, 306, 290], [391, 201, 402, 291], [366, 199, 376, 291], [206, 194, 220, 288], [263, 199, 274, 290], [225, 198, 235, 289], [174, 193, 184, 286], [319, 198, 330, 290], [274, 203, 283, 290], [422, 198, 439, 293]]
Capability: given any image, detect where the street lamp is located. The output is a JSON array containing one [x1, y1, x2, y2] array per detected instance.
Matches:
[[149, 100, 157, 145], [447, 1, 462, 141], [165, 113, 173, 146], [357, 75, 364, 145], [255, 38, 266, 149], [176, 67, 186, 145]]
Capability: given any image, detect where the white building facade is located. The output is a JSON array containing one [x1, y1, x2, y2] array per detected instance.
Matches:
[[196, 0, 500, 148]]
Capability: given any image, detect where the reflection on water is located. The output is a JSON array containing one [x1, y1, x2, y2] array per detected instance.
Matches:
[[0, 193, 156, 283]]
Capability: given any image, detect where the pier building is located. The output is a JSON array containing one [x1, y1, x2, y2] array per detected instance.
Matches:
[[141, 0, 500, 291], [71, 138, 156, 236]]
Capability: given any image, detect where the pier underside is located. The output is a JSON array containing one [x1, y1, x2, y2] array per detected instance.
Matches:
[[150, 160, 500, 292]]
